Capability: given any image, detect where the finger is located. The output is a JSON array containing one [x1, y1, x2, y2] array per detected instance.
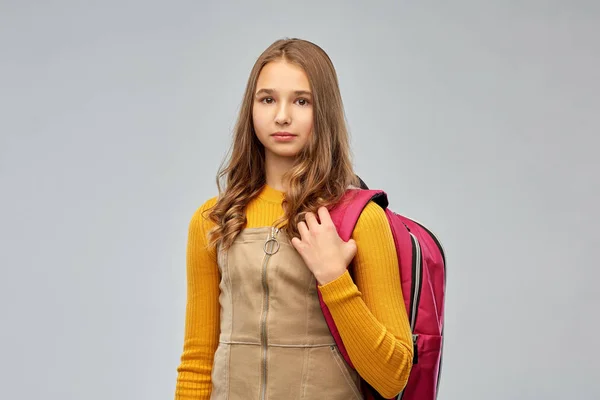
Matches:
[[291, 236, 302, 250], [305, 212, 320, 231], [297, 221, 309, 239], [317, 206, 333, 227]]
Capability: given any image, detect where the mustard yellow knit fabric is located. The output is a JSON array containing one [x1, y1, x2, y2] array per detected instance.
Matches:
[[175, 185, 413, 399]]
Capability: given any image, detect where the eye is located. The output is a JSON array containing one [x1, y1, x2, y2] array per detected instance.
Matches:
[[261, 97, 275, 104], [296, 98, 310, 106]]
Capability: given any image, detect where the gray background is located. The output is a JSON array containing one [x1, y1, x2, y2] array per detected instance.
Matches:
[[1, 1, 598, 399]]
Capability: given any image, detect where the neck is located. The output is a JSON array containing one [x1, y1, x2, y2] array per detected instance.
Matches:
[[264, 153, 295, 192]]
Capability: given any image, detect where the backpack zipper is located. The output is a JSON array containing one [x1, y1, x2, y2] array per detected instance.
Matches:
[[408, 232, 423, 332], [397, 233, 423, 400], [403, 217, 446, 399], [403, 216, 446, 264], [259, 226, 279, 400]]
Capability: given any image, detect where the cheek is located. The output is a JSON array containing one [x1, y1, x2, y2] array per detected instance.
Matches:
[[299, 110, 314, 134], [252, 109, 267, 133]]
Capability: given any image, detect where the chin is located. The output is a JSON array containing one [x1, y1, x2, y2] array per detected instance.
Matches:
[[283, 150, 302, 157], [271, 151, 301, 160]]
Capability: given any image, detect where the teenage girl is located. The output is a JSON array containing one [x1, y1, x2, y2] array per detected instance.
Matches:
[[175, 38, 413, 400]]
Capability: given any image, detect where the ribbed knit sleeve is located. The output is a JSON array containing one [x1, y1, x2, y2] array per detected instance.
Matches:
[[175, 197, 219, 400], [318, 201, 414, 398]]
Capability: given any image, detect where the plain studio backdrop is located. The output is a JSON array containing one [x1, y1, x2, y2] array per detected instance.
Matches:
[[1, 1, 598, 399]]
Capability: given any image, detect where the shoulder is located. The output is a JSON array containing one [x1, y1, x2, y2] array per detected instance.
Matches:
[[198, 196, 219, 214], [189, 196, 219, 228], [351, 200, 395, 251], [350, 200, 397, 272], [354, 200, 389, 232]]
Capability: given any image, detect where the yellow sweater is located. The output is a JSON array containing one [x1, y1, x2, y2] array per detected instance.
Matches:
[[175, 185, 413, 399]]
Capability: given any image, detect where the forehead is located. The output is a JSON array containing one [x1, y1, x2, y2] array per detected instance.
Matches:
[[255, 60, 310, 91]]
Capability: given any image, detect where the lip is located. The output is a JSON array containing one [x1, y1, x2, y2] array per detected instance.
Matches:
[[271, 132, 297, 137], [271, 132, 297, 142]]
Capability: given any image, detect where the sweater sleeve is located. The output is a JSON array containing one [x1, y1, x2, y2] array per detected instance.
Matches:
[[317, 201, 414, 398], [175, 198, 220, 400]]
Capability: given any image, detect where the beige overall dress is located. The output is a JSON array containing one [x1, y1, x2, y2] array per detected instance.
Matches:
[[209, 226, 364, 400]]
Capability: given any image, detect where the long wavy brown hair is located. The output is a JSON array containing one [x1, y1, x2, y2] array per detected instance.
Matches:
[[206, 38, 359, 250]]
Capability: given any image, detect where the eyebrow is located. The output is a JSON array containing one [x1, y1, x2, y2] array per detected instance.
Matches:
[[255, 88, 313, 97]]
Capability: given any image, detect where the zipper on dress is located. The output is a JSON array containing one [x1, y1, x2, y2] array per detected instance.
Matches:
[[260, 226, 279, 400]]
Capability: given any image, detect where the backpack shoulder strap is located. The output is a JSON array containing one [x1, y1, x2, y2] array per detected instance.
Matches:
[[329, 189, 389, 239], [318, 188, 390, 371]]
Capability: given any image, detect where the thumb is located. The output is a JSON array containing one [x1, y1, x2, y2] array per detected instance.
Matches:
[[344, 238, 357, 259], [348, 238, 357, 250]]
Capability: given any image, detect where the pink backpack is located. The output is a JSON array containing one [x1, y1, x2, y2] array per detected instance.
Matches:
[[318, 187, 446, 400]]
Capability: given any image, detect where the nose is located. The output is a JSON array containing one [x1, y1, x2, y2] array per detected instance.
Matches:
[[274, 103, 291, 126]]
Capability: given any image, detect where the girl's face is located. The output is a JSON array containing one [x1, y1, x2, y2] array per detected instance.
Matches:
[[252, 60, 314, 164]]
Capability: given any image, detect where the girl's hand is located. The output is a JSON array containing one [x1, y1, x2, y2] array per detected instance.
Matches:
[[290, 206, 357, 285]]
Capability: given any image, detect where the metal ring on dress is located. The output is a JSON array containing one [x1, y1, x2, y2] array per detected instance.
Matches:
[[263, 238, 280, 255]]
